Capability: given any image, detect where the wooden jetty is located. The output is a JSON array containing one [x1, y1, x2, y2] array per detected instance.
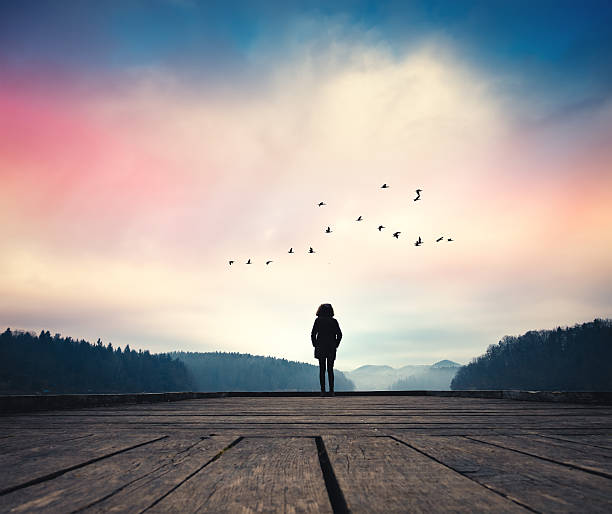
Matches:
[[0, 393, 611, 512]]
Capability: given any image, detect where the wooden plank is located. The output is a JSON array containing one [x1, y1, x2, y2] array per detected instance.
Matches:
[[467, 434, 612, 477], [322, 435, 524, 512], [3, 395, 609, 428], [0, 432, 94, 454], [89, 401, 612, 412], [0, 392, 601, 415], [0, 434, 237, 513], [0, 433, 166, 494], [6, 425, 605, 438], [533, 434, 612, 450], [8, 413, 612, 424], [4, 411, 610, 427], [148, 437, 333, 513], [395, 434, 612, 512], [24, 405, 612, 415], [1, 424, 609, 439], [3, 403, 610, 430]]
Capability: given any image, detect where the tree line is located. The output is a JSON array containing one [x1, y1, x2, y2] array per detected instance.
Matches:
[[172, 351, 355, 391], [0, 328, 192, 394], [0, 328, 356, 394], [451, 318, 612, 391]]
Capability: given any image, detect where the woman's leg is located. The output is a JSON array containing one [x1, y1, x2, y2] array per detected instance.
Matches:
[[327, 357, 335, 392], [318, 358, 326, 391]]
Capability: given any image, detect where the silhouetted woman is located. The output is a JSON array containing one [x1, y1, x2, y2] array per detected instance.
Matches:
[[311, 303, 342, 396]]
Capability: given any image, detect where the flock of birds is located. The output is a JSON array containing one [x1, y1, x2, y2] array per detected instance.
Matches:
[[228, 185, 453, 266]]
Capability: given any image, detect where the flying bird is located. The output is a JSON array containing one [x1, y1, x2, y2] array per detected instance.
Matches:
[[415, 236, 422, 247], [309, 247, 315, 254], [414, 189, 422, 201], [266, 260, 273, 265], [436, 236, 444, 242], [229, 260, 234, 265], [447, 238, 454, 242], [356, 216, 363, 221], [288, 247, 294, 254], [317, 202, 326, 207], [377, 225, 385, 231], [325, 226, 332, 233], [393, 231, 401, 239], [381, 183, 389, 189], [246, 259, 252, 264]]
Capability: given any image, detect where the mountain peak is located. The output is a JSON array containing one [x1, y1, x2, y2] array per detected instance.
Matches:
[[432, 359, 461, 368]]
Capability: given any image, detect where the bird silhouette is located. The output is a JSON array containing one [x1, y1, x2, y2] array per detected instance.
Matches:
[[325, 226, 332, 233], [288, 247, 294, 254], [414, 236, 422, 247], [436, 236, 444, 242], [377, 225, 385, 231], [393, 231, 401, 239], [414, 189, 422, 201], [317, 202, 326, 207], [356, 216, 363, 221], [309, 247, 315, 254], [229, 260, 234, 265], [246, 259, 252, 264], [266, 260, 273, 265], [381, 183, 389, 189], [447, 238, 454, 242]]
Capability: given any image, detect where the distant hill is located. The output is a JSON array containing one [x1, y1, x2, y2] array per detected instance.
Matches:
[[389, 367, 460, 391], [172, 351, 355, 391], [344, 364, 403, 390], [344, 361, 461, 391], [451, 318, 612, 391]]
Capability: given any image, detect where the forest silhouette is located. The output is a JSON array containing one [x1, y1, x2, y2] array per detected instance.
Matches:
[[0, 329, 191, 394], [1, 319, 610, 394], [451, 319, 612, 391], [0, 329, 354, 394]]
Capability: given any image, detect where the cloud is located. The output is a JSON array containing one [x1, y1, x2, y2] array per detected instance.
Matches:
[[1, 25, 611, 370]]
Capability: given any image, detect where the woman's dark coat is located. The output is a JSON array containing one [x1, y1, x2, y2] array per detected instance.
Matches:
[[311, 316, 342, 359]]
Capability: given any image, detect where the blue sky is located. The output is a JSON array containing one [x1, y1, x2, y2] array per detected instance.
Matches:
[[2, 1, 611, 111]]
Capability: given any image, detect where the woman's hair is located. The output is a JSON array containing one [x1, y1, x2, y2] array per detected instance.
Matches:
[[316, 303, 334, 317]]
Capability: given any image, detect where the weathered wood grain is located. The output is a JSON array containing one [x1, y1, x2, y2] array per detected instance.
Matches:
[[4, 390, 611, 414], [0, 396, 610, 512], [0, 433, 166, 494], [148, 437, 333, 513], [0, 434, 237, 513], [533, 434, 612, 450], [2, 395, 610, 439], [322, 435, 524, 512], [466, 434, 612, 477], [395, 434, 612, 512], [9, 409, 612, 420], [0, 432, 95, 454]]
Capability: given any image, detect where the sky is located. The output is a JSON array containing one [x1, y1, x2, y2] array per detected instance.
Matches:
[[1, 1, 611, 371]]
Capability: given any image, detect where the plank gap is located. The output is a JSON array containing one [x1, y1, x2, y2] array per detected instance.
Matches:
[[139, 436, 243, 513], [387, 435, 538, 513], [464, 436, 612, 480], [530, 433, 612, 451], [315, 436, 350, 514], [0, 435, 168, 497], [69, 437, 209, 513]]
